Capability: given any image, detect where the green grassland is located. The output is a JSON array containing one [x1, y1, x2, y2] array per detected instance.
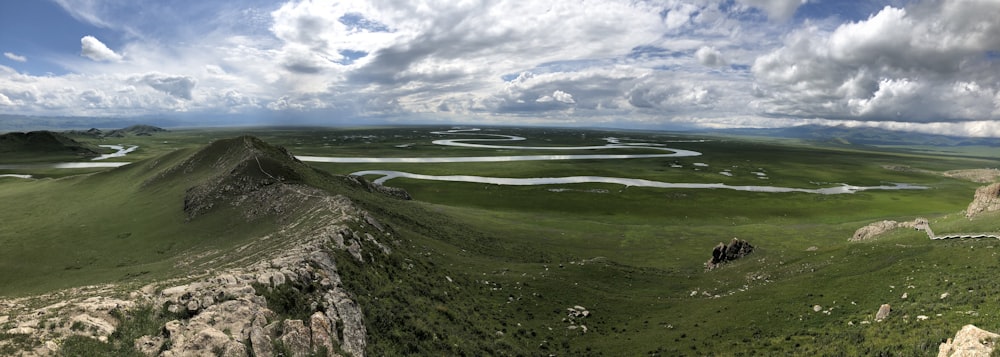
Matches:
[[1, 125, 999, 355]]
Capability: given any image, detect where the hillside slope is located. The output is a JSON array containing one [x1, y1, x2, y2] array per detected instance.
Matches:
[[0, 131, 104, 162], [0, 136, 533, 356]]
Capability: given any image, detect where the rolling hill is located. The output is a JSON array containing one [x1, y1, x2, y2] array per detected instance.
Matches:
[[0, 130, 105, 162], [0, 135, 533, 356]]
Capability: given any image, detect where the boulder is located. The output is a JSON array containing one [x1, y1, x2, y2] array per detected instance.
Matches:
[[706, 238, 754, 270], [938, 324, 1000, 357], [875, 304, 891, 321]]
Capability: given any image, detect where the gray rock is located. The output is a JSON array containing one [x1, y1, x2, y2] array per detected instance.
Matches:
[[135, 335, 165, 356], [249, 324, 273, 357], [311, 311, 337, 355], [281, 319, 312, 356], [222, 341, 248, 357]]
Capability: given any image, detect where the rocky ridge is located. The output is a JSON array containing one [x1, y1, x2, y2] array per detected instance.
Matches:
[[0, 136, 407, 356], [0, 186, 388, 356]]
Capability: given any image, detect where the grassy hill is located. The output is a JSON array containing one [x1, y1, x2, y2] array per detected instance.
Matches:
[[0, 131, 106, 163]]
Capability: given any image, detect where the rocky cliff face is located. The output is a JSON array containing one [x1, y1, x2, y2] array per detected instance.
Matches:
[[966, 183, 1000, 218]]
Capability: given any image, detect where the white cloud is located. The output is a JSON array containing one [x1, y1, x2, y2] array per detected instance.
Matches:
[[80, 36, 123, 62], [537, 90, 576, 104], [664, 3, 700, 30], [752, 2, 1000, 122], [0, 92, 14, 106], [4, 0, 1000, 137], [695, 46, 727, 67], [3, 52, 27, 63]]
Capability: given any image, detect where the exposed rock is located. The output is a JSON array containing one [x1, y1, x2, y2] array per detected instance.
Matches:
[[966, 183, 1000, 218], [943, 169, 1000, 183], [310, 311, 337, 355], [849, 218, 927, 241], [938, 324, 1000, 357], [851, 220, 901, 241], [705, 238, 754, 270], [280, 319, 312, 356], [135, 335, 166, 355], [875, 304, 891, 321], [70, 313, 116, 336], [567, 305, 590, 319], [249, 322, 273, 357]]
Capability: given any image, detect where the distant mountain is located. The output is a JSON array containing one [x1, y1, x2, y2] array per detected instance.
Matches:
[[0, 130, 104, 161], [66, 124, 168, 138], [717, 125, 999, 146], [105, 124, 168, 137]]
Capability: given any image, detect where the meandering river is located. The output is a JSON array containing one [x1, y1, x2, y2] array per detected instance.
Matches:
[[0, 145, 136, 170], [296, 129, 702, 163], [0, 129, 930, 194]]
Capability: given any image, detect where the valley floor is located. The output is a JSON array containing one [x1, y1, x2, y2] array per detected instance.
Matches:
[[1, 126, 999, 355]]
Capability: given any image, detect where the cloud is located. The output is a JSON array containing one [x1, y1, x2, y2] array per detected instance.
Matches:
[[752, 2, 1000, 122], [536, 90, 576, 104], [0, 92, 14, 106], [130, 73, 196, 100], [695, 46, 727, 67], [3, 52, 27, 63], [738, 0, 804, 21], [80, 36, 123, 62], [5, 0, 1000, 137]]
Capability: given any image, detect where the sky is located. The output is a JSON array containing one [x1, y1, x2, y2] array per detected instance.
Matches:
[[1, 0, 1000, 136]]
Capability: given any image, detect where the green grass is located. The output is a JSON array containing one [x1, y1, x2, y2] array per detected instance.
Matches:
[[1, 125, 999, 355]]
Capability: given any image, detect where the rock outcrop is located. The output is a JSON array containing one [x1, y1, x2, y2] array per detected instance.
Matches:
[[705, 238, 754, 270], [938, 324, 1000, 357], [0, 194, 381, 356], [966, 183, 1000, 218], [849, 218, 927, 241]]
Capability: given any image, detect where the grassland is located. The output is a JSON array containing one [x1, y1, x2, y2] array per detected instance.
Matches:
[[1, 125, 998, 355]]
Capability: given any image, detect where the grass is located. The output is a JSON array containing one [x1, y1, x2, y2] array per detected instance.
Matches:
[[1, 125, 998, 355], [60, 304, 171, 356]]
